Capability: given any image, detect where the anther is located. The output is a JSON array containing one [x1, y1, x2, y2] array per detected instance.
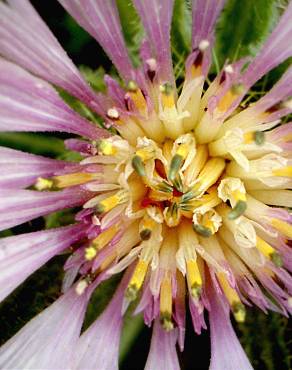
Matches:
[[228, 200, 247, 220], [140, 228, 152, 240], [193, 224, 212, 237], [132, 155, 146, 177], [168, 154, 184, 182], [198, 39, 210, 51], [106, 107, 120, 120], [232, 302, 246, 323], [127, 80, 138, 92], [253, 131, 265, 146]]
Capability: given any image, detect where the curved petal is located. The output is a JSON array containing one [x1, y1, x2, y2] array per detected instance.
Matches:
[[0, 146, 73, 189], [192, 0, 225, 48], [0, 59, 108, 139], [242, 2, 292, 88], [0, 287, 89, 369], [74, 268, 131, 370], [0, 0, 103, 113], [58, 0, 134, 82], [133, 0, 174, 84], [208, 284, 253, 370], [0, 187, 90, 231], [0, 224, 87, 302], [145, 318, 180, 370]]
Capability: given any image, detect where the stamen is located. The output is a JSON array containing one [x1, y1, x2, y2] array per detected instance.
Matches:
[[164, 203, 181, 227], [96, 190, 128, 214], [75, 279, 89, 295], [146, 58, 157, 82], [106, 107, 120, 120], [139, 213, 156, 240], [160, 274, 173, 331], [271, 218, 292, 239], [256, 236, 283, 267], [168, 141, 191, 182], [98, 139, 117, 155], [217, 272, 246, 323], [160, 82, 175, 108], [126, 259, 149, 301], [127, 80, 147, 113], [198, 39, 210, 51], [35, 177, 53, 191], [186, 259, 202, 299], [190, 157, 225, 195], [51, 172, 100, 189], [273, 166, 292, 177], [132, 155, 146, 177], [228, 200, 247, 220]]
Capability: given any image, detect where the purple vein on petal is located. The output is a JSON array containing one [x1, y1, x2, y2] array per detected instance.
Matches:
[[0, 0, 105, 113], [0, 224, 87, 303], [0, 187, 91, 231], [0, 286, 89, 369], [0, 146, 75, 189], [242, 1, 292, 88], [0, 59, 109, 139], [133, 0, 175, 84], [58, 0, 134, 82]]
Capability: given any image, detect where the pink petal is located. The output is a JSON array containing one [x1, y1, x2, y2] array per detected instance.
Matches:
[[145, 318, 180, 370], [0, 187, 90, 231], [242, 2, 292, 88], [0, 59, 108, 139], [0, 146, 74, 189], [133, 0, 175, 84], [192, 0, 226, 48], [0, 0, 103, 113], [58, 0, 134, 82], [74, 269, 132, 370], [0, 287, 89, 369], [208, 285, 253, 370], [0, 224, 87, 302]]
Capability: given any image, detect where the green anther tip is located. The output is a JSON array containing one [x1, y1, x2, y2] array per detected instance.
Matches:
[[127, 80, 138, 92], [193, 224, 212, 237], [228, 200, 247, 220], [168, 154, 183, 182], [231, 83, 245, 95], [160, 313, 174, 331], [160, 82, 173, 95], [132, 155, 146, 177], [95, 203, 105, 215], [233, 302, 246, 323], [254, 131, 265, 146], [191, 283, 202, 300], [140, 229, 152, 241], [125, 285, 138, 302], [271, 252, 283, 267]]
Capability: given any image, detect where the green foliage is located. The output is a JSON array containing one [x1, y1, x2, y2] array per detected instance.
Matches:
[[214, 0, 279, 67], [0, 133, 65, 157], [0, 255, 66, 345], [171, 0, 192, 81], [117, 0, 144, 67], [238, 309, 291, 370], [82, 274, 122, 330]]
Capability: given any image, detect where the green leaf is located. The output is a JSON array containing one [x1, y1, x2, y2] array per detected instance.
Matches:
[[119, 313, 144, 363], [116, 0, 144, 67], [0, 133, 65, 157], [79, 65, 106, 92], [171, 0, 192, 56], [214, 0, 279, 67], [171, 0, 192, 81]]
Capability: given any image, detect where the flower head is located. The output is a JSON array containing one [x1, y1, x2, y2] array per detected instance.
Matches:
[[0, 0, 292, 369]]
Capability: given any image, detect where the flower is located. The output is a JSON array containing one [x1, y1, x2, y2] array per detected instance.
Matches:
[[0, 0, 291, 369]]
